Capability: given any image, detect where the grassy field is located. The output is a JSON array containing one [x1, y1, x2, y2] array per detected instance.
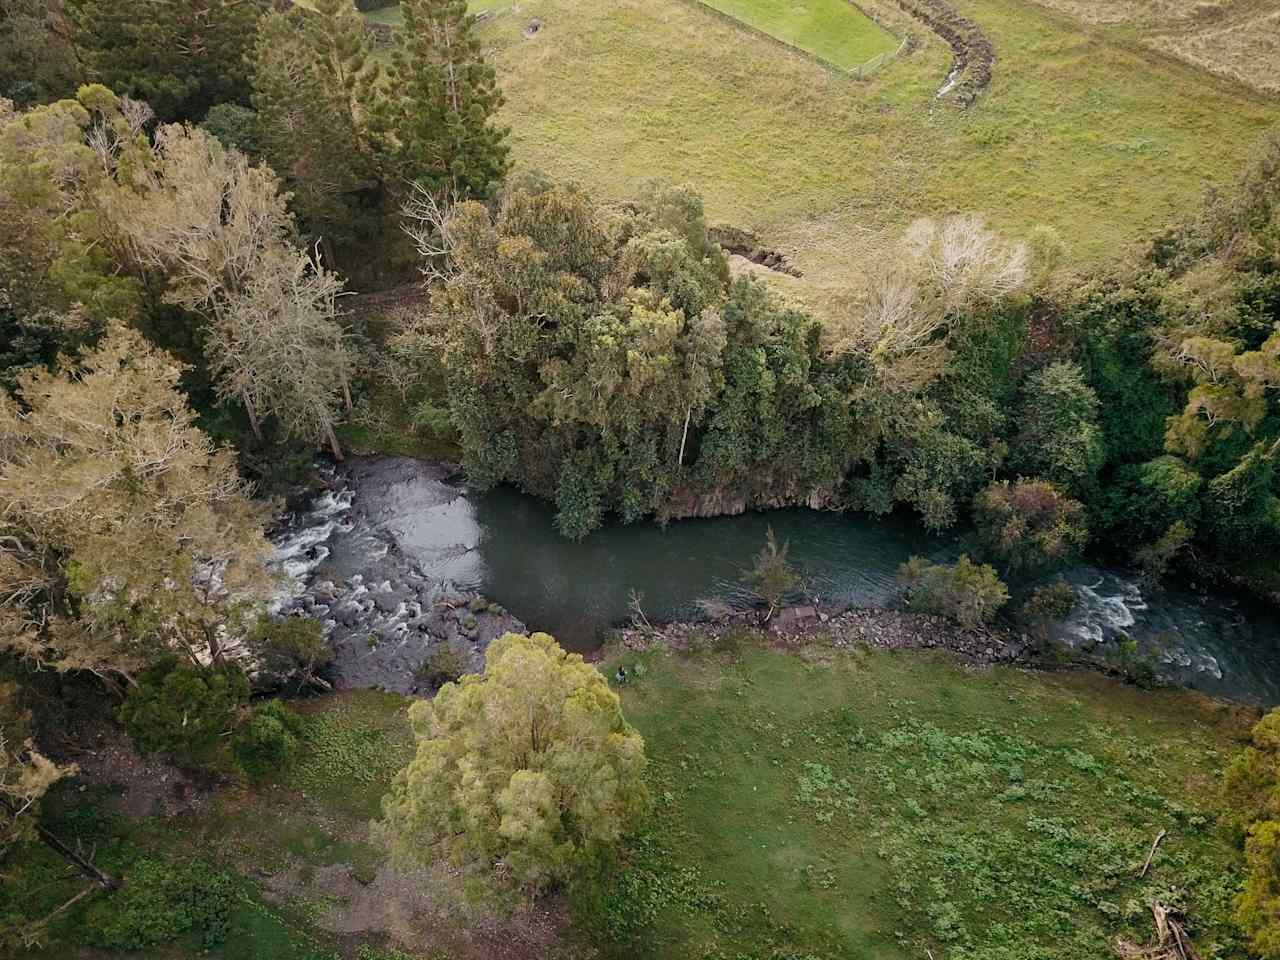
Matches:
[[601, 633, 1253, 959], [694, 0, 899, 69], [357, 0, 1278, 316], [5, 643, 1256, 959]]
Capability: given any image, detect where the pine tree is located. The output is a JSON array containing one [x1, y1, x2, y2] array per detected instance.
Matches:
[[65, 0, 260, 122], [251, 0, 382, 248], [373, 0, 509, 199]]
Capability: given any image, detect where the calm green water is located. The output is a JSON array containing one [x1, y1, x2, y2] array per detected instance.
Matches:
[[284, 457, 1280, 703]]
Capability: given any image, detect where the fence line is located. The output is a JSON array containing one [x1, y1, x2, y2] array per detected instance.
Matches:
[[676, 0, 908, 80]]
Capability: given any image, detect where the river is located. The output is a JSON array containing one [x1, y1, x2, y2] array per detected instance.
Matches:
[[270, 456, 1280, 704]]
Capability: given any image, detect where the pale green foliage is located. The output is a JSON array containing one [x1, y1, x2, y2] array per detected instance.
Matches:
[[107, 123, 355, 453], [0, 323, 271, 678], [1012, 362, 1104, 495], [898, 554, 1009, 628], [375, 632, 649, 891]]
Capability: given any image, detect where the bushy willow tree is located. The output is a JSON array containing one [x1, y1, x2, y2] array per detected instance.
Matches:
[[0, 323, 272, 683], [375, 632, 649, 891], [0, 85, 147, 390]]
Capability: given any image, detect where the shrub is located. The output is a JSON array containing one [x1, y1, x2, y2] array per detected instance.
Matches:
[[201, 102, 261, 158], [973, 479, 1088, 573], [1101, 455, 1203, 544], [1019, 580, 1076, 625], [898, 555, 1009, 628], [232, 699, 306, 781], [84, 858, 234, 951], [415, 643, 469, 691], [251, 615, 333, 689], [747, 527, 801, 616], [118, 659, 248, 766], [1012, 361, 1105, 495]]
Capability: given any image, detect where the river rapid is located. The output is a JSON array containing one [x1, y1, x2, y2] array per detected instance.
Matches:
[[269, 456, 1280, 704]]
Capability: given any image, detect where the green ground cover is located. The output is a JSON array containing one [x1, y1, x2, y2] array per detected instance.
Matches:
[[692, 0, 898, 69], [599, 633, 1251, 959], [3, 656, 1254, 960], [358, 0, 1279, 315]]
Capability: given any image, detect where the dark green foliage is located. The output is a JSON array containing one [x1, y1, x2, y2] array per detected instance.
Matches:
[[973, 479, 1089, 574], [1101, 455, 1203, 545], [0, 0, 80, 106], [1222, 708, 1280, 958], [117, 658, 248, 766], [66, 0, 260, 122], [201, 102, 261, 159], [1204, 440, 1280, 549], [1012, 361, 1105, 496], [83, 858, 234, 950], [251, 615, 333, 688], [373, 0, 509, 198], [251, 0, 382, 248], [233, 700, 306, 781], [898, 555, 1009, 627]]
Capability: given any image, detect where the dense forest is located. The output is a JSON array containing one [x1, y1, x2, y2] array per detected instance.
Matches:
[[2, 0, 1280, 957]]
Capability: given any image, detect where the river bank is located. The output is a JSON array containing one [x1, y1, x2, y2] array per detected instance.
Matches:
[[269, 455, 1280, 704]]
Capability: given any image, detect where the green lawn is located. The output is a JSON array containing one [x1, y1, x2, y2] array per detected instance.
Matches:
[[694, 0, 899, 69], [601, 633, 1251, 959]]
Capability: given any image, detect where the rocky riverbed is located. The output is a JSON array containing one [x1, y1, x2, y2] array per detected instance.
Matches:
[[268, 462, 525, 693]]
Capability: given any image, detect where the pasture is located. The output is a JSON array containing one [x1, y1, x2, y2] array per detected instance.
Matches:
[[354, 0, 1279, 313]]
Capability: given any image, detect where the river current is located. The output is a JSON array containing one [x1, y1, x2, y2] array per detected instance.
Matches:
[[269, 457, 1280, 704]]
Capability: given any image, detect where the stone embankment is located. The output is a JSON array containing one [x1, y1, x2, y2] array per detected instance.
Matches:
[[615, 604, 1033, 664]]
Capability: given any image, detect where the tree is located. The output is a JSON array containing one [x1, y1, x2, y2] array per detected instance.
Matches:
[[250, 0, 382, 250], [0, 323, 272, 683], [1011, 361, 1104, 495], [373, 0, 509, 199], [375, 632, 649, 892], [1223, 708, 1280, 959], [746, 527, 800, 618], [109, 123, 356, 453], [0, 85, 146, 370], [65, 0, 260, 122], [898, 554, 1009, 627], [972, 479, 1089, 574], [2, 682, 117, 950], [0, 0, 79, 106]]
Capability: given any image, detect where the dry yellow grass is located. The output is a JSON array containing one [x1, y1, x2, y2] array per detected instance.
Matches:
[[1018, 0, 1280, 93]]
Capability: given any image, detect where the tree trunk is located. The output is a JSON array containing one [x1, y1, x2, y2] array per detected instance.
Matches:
[[1, 797, 120, 890], [325, 421, 344, 462], [341, 376, 353, 414], [678, 405, 692, 467], [243, 394, 263, 443]]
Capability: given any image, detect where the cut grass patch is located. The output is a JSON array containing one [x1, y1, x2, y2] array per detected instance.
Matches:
[[692, 0, 899, 69], [600, 637, 1252, 959]]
